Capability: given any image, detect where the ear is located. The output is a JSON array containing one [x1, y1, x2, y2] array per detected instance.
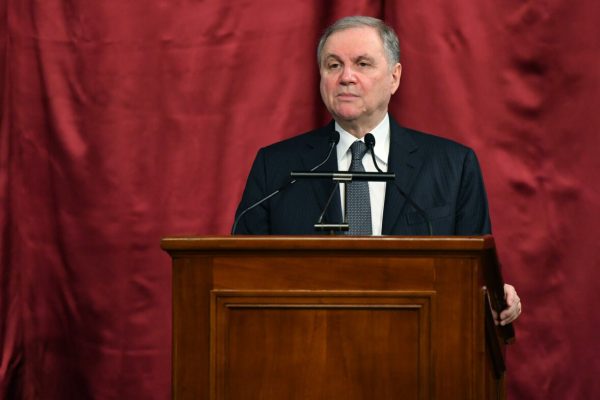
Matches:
[[390, 63, 402, 95]]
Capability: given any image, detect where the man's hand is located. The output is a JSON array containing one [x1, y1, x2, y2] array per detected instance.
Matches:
[[498, 283, 522, 326]]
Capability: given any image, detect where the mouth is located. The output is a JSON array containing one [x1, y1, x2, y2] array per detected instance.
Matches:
[[336, 93, 359, 99]]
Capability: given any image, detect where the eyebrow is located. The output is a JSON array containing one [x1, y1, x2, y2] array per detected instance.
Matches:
[[323, 53, 375, 61], [355, 54, 375, 62], [323, 54, 376, 63]]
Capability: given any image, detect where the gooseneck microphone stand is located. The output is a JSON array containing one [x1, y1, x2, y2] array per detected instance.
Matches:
[[289, 170, 395, 233]]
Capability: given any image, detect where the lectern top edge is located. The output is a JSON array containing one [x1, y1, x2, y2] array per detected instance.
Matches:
[[160, 234, 495, 252]]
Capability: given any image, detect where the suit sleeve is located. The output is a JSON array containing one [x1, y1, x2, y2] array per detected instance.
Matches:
[[232, 148, 271, 234], [454, 149, 492, 235]]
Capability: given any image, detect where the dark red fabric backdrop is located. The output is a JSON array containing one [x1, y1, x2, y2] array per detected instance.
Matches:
[[1, 1, 599, 399]]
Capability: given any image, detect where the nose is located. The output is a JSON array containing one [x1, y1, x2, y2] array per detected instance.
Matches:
[[339, 66, 356, 85]]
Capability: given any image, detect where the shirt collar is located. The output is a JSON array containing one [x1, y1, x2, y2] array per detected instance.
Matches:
[[335, 114, 390, 165]]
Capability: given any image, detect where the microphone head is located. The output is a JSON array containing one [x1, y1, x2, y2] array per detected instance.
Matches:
[[330, 130, 341, 145], [364, 133, 376, 149]]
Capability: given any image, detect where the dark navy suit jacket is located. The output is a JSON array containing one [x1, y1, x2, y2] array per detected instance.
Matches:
[[234, 118, 491, 235]]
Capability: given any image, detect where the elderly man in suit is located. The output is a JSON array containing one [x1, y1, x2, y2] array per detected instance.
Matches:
[[233, 16, 521, 325]]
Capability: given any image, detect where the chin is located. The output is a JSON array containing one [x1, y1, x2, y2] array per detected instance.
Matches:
[[332, 108, 362, 121]]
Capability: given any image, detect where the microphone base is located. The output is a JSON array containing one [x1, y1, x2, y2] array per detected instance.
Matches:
[[314, 223, 349, 233]]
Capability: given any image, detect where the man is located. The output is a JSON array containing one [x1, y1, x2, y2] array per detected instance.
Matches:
[[234, 16, 521, 325]]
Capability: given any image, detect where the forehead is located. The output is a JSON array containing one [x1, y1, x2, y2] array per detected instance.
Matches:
[[322, 26, 385, 58]]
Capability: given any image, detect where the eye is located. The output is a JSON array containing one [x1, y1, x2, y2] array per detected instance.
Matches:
[[358, 61, 371, 68], [328, 62, 341, 70]]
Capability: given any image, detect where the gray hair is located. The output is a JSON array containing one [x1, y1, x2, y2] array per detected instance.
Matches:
[[317, 16, 401, 68]]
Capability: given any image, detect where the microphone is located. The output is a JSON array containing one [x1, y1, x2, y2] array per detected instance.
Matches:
[[364, 133, 383, 173], [310, 130, 340, 172], [364, 133, 433, 236], [231, 130, 340, 234]]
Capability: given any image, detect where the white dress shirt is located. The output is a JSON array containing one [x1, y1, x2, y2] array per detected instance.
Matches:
[[335, 114, 390, 235]]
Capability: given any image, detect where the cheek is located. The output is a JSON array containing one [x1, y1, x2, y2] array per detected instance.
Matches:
[[320, 81, 333, 105], [322, 88, 337, 105], [321, 75, 337, 91], [319, 81, 328, 99]]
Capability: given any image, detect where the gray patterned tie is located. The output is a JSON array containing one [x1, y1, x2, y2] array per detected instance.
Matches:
[[346, 140, 372, 235]]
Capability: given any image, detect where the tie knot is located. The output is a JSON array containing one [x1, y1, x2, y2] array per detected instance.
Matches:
[[350, 140, 368, 161]]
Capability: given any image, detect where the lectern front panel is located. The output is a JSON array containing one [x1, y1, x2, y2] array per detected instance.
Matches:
[[211, 291, 433, 400]]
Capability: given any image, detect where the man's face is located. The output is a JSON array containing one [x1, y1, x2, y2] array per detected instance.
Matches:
[[319, 27, 401, 134]]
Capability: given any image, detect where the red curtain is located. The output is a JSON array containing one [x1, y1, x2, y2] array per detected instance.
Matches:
[[2, 1, 599, 398]]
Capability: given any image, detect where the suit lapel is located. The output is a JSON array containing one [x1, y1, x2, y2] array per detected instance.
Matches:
[[382, 119, 425, 234], [299, 121, 343, 228]]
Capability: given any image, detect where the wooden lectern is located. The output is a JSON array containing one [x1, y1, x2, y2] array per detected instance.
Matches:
[[161, 236, 513, 400]]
